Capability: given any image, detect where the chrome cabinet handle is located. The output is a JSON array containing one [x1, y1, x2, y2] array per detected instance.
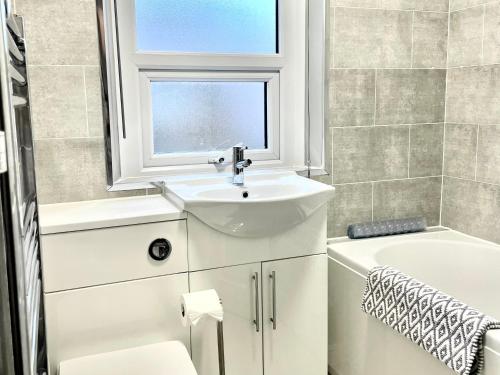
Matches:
[[252, 272, 260, 332], [270, 271, 277, 330]]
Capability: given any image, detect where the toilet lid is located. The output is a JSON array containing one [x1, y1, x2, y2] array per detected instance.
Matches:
[[59, 341, 198, 375]]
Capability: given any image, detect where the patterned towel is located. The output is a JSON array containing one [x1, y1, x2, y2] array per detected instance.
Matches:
[[362, 266, 500, 375]]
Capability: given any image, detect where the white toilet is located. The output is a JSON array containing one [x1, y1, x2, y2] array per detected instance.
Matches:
[[58, 341, 197, 375]]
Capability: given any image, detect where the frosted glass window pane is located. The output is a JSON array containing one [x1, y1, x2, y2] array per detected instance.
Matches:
[[135, 0, 277, 54], [151, 82, 267, 155]]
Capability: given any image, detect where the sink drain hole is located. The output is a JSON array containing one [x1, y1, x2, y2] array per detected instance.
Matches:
[[242, 191, 249, 199]]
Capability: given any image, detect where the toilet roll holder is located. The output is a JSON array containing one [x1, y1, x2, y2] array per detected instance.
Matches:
[[180, 301, 225, 375]]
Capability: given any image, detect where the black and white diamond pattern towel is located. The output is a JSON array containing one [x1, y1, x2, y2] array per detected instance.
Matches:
[[362, 266, 500, 375]]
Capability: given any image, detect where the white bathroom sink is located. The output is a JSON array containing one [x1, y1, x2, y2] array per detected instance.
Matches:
[[163, 170, 335, 237]]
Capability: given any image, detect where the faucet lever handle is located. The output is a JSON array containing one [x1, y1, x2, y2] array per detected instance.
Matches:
[[232, 143, 248, 150]]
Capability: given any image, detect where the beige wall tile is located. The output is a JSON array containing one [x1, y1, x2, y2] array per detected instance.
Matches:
[[29, 66, 88, 139], [483, 2, 500, 65], [329, 69, 375, 127], [443, 123, 478, 179], [16, 0, 99, 65], [84, 66, 105, 137], [448, 7, 484, 67], [446, 66, 500, 125], [409, 123, 444, 177], [376, 69, 446, 125], [332, 8, 412, 68], [476, 125, 500, 184], [328, 183, 372, 237], [412, 12, 448, 68], [373, 177, 442, 225], [332, 125, 409, 183], [442, 177, 500, 244]]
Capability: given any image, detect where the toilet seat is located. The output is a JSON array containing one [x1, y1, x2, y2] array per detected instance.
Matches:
[[58, 341, 198, 375]]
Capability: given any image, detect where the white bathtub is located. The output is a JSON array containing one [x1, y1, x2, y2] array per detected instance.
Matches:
[[328, 229, 500, 375]]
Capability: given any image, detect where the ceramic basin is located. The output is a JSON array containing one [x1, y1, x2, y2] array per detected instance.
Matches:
[[163, 171, 335, 238]]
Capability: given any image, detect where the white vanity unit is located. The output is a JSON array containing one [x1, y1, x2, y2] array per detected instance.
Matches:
[[39, 173, 332, 375]]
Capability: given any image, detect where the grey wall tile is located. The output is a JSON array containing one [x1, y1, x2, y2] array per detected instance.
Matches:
[[331, 0, 448, 11], [412, 12, 448, 68], [483, 2, 500, 65], [443, 123, 478, 179], [416, 0, 449, 12], [16, 0, 99, 65], [448, 7, 484, 67], [376, 69, 446, 125], [476, 125, 500, 184], [373, 177, 442, 225], [331, 0, 404, 9], [442, 177, 500, 244], [312, 174, 333, 185], [328, 183, 372, 237], [29, 66, 88, 139], [34, 138, 144, 204], [450, 0, 489, 11], [332, 126, 409, 183], [329, 69, 375, 127], [333, 8, 412, 68], [329, 11, 335, 69], [446, 66, 500, 125], [409, 123, 444, 177], [84, 67, 105, 137]]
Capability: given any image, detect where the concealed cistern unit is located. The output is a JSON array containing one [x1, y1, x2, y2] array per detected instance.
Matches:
[[232, 145, 252, 185]]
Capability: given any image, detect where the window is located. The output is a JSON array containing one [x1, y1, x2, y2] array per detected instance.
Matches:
[[151, 81, 266, 154], [135, 0, 278, 54], [97, 0, 326, 185]]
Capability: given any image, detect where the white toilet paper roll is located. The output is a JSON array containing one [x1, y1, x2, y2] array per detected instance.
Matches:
[[180, 289, 223, 327]]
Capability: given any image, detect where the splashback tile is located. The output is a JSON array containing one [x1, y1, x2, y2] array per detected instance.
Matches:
[[448, 6, 484, 67], [329, 69, 376, 127], [332, 8, 412, 68], [450, 0, 490, 12], [446, 65, 500, 125], [331, 0, 448, 11], [409, 123, 444, 178], [328, 183, 372, 238], [443, 123, 478, 179], [84, 67, 105, 137], [373, 177, 442, 225], [376, 69, 446, 125], [16, 0, 99, 65], [34, 138, 143, 204], [412, 12, 448, 68], [483, 2, 500, 65], [29, 66, 87, 139], [442, 177, 500, 244], [332, 126, 409, 183], [476, 125, 500, 184]]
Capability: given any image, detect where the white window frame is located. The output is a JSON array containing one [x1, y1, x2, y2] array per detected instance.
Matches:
[[98, 0, 326, 186]]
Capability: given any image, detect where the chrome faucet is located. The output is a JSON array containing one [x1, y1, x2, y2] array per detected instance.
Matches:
[[232, 145, 252, 185]]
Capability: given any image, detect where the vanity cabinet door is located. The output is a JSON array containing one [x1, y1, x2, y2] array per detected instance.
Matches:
[[190, 263, 263, 375], [262, 254, 327, 375]]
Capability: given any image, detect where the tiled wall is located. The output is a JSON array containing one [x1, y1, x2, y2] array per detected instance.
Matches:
[[15, 0, 149, 204], [441, 0, 500, 244], [324, 0, 449, 237], [15, 0, 500, 242]]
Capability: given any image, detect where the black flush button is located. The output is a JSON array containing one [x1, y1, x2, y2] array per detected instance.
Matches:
[[148, 238, 172, 261]]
